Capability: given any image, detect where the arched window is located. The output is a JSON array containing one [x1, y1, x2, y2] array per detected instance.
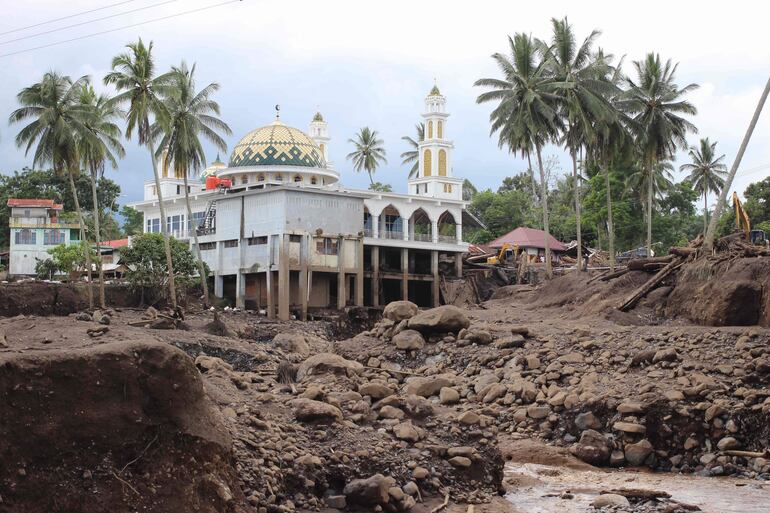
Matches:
[[438, 149, 447, 176], [241, 175, 249, 185], [294, 175, 302, 182], [437, 120, 443, 139], [257, 174, 265, 182], [310, 176, 317, 185], [423, 149, 432, 177], [427, 120, 433, 139], [275, 174, 283, 181], [319, 143, 325, 155]]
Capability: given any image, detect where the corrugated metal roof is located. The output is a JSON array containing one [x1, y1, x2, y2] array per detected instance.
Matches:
[[488, 227, 567, 251], [7, 198, 63, 209]]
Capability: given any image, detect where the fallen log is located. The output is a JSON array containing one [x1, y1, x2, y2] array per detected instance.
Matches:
[[618, 257, 683, 312], [599, 268, 629, 282], [723, 449, 769, 458], [669, 246, 698, 258], [627, 255, 674, 271]]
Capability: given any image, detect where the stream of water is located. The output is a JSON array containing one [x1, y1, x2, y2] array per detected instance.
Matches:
[[504, 462, 770, 513]]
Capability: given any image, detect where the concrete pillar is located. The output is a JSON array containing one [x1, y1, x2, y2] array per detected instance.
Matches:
[[235, 272, 245, 309], [456, 223, 463, 243], [299, 234, 309, 321], [266, 270, 274, 319], [431, 250, 440, 307], [355, 238, 364, 307], [403, 216, 409, 241], [372, 214, 379, 239], [401, 248, 409, 301], [371, 246, 380, 308], [431, 220, 439, 243], [455, 253, 463, 278], [214, 274, 224, 298], [278, 234, 290, 321], [337, 237, 346, 310]]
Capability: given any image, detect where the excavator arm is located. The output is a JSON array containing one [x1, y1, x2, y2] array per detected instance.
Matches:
[[733, 192, 751, 239]]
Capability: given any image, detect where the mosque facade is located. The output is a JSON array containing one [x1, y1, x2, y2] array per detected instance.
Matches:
[[129, 86, 475, 319]]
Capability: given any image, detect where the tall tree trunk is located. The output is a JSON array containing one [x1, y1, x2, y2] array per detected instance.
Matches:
[[571, 149, 583, 271], [148, 137, 177, 309], [67, 170, 93, 309], [368, 170, 374, 185], [705, 75, 770, 251], [646, 161, 653, 257], [182, 172, 210, 307], [535, 145, 552, 279], [90, 170, 106, 308], [605, 163, 615, 271], [703, 190, 708, 235], [527, 153, 537, 205]]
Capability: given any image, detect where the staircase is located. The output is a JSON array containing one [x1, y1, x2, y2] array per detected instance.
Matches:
[[197, 200, 217, 236]]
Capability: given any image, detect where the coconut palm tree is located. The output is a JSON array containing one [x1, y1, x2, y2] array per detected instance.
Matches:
[[626, 53, 698, 255], [625, 159, 675, 251], [475, 33, 562, 277], [541, 17, 615, 270], [77, 84, 126, 308], [680, 138, 727, 234], [347, 127, 387, 185], [153, 62, 231, 307], [9, 72, 95, 307], [104, 39, 179, 308], [400, 123, 424, 178]]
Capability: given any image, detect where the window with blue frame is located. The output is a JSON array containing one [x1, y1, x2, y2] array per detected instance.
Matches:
[[15, 229, 36, 245], [44, 229, 65, 245]]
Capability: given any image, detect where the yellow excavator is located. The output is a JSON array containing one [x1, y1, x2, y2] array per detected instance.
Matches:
[[487, 243, 519, 265], [733, 192, 767, 246]]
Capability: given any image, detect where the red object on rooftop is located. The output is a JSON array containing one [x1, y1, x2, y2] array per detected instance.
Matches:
[[205, 176, 232, 191], [102, 238, 130, 248], [7, 198, 64, 209], [488, 227, 567, 252]]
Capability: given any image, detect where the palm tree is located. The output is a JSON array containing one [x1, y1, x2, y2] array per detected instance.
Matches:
[[9, 72, 95, 307], [104, 39, 179, 308], [347, 127, 387, 185], [626, 53, 698, 255], [541, 17, 614, 271], [77, 84, 126, 308], [400, 123, 424, 178], [475, 33, 562, 277], [625, 159, 675, 250], [153, 62, 232, 307], [680, 138, 727, 234]]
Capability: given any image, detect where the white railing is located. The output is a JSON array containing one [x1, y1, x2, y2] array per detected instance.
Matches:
[[439, 235, 458, 244], [381, 230, 404, 240], [412, 233, 432, 242]]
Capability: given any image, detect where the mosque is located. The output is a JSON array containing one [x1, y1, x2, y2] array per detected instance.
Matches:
[[129, 86, 476, 320]]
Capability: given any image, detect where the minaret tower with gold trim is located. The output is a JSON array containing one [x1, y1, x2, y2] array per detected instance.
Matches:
[[408, 84, 462, 200], [309, 111, 332, 169]]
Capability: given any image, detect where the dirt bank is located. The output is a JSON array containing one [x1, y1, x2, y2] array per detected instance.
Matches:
[[0, 282, 144, 316], [0, 339, 241, 513]]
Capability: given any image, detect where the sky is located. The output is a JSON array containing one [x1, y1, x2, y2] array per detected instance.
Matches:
[[1, 0, 769, 211]]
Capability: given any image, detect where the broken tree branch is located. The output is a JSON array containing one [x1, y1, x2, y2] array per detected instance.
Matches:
[[618, 258, 684, 312]]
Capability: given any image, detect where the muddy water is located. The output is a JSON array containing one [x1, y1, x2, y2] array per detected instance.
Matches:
[[504, 462, 770, 513]]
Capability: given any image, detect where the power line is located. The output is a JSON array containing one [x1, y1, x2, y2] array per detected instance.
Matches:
[[0, 0, 179, 46], [0, 0, 138, 36], [0, 0, 242, 59]]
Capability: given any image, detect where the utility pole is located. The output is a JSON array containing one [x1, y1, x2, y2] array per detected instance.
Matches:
[[703, 76, 770, 252]]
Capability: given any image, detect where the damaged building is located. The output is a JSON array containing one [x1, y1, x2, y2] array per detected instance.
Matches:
[[129, 86, 480, 319]]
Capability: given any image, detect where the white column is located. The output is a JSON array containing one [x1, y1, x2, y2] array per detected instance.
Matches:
[[431, 220, 439, 243], [403, 217, 409, 241], [372, 215, 379, 239], [235, 272, 245, 309], [214, 275, 224, 298], [456, 223, 463, 243]]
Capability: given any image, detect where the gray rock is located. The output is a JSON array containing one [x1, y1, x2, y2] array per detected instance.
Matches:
[[624, 439, 653, 466], [407, 305, 470, 334], [393, 329, 425, 350], [290, 398, 342, 423], [575, 412, 602, 431], [297, 353, 363, 381], [593, 493, 630, 508], [383, 300, 419, 322], [572, 429, 611, 465], [343, 474, 396, 505]]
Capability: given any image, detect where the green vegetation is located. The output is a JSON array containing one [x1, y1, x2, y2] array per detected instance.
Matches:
[[400, 123, 424, 179], [36, 242, 97, 280], [120, 233, 202, 305]]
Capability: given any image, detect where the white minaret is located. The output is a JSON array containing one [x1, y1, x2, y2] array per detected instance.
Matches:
[[408, 84, 462, 200], [309, 111, 332, 169]]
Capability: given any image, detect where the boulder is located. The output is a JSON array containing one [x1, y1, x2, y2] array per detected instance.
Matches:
[[296, 353, 363, 381], [403, 376, 452, 397], [393, 421, 423, 442], [383, 300, 419, 322], [624, 439, 653, 466], [613, 421, 646, 434], [272, 332, 310, 357], [575, 412, 602, 431], [495, 334, 525, 349], [464, 328, 492, 345], [289, 398, 342, 423], [407, 305, 470, 334], [359, 381, 394, 399], [439, 387, 460, 404], [593, 494, 630, 508], [343, 474, 396, 506], [393, 329, 425, 350], [572, 429, 611, 465], [448, 456, 472, 468], [717, 436, 739, 451]]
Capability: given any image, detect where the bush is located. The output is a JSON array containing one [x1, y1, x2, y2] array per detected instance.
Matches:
[[120, 233, 206, 305], [35, 258, 59, 280], [46, 242, 97, 280]]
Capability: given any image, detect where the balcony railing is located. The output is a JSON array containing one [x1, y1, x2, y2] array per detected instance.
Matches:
[[381, 229, 404, 240], [439, 235, 458, 243], [9, 217, 81, 228], [412, 233, 432, 242], [363, 228, 374, 238]]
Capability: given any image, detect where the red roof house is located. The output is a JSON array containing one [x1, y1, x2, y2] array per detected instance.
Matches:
[[488, 227, 567, 252], [101, 238, 130, 248], [6, 198, 63, 210]]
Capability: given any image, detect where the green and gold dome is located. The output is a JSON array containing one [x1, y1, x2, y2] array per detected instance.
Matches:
[[228, 119, 326, 168]]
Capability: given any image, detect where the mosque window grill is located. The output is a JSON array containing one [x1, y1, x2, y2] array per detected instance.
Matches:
[[316, 237, 338, 255], [257, 174, 265, 182], [310, 176, 317, 185], [294, 175, 302, 182], [423, 149, 432, 177], [199, 242, 216, 251]]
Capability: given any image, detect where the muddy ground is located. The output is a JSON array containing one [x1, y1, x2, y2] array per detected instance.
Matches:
[[1, 259, 770, 513]]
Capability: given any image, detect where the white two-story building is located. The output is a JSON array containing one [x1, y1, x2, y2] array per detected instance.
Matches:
[[6, 199, 82, 276], [129, 86, 478, 319]]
